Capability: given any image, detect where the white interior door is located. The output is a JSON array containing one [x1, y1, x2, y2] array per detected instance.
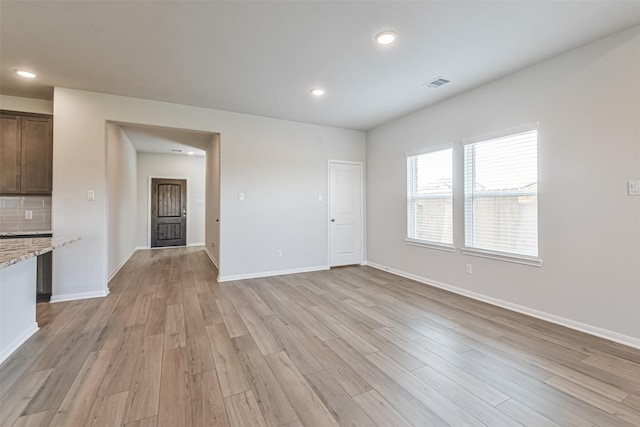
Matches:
[[329, 161, 363, 267]]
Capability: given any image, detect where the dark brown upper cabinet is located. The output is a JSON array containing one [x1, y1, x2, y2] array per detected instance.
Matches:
[[0, 111, 53, 195]]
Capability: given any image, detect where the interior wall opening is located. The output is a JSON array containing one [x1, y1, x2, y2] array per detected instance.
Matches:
[[105, 121, 220, 282]]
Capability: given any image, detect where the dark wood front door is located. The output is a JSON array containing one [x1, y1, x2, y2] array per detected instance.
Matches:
[[151, 178, 187, 248]]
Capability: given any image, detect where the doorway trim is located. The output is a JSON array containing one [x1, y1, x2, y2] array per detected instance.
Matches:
[[327, 160, 365, 267], [147, 175, 190, 248]]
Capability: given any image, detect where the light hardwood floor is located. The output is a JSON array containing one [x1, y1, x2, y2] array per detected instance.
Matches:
[[1, 247, 640, 426]]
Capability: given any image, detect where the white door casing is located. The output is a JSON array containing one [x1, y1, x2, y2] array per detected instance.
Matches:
[[329, 161, 363, 267]]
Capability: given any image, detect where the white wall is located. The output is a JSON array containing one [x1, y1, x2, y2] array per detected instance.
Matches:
[[106, 123, 137, 280], [0, 258, 37, 365], [0, 95, 53, 115], [366, 26, 640, 344], [137, 152, 206, 247], [205, 134, 221, 267], [221, 124, 365, 280], [52, 88, 365, 298]]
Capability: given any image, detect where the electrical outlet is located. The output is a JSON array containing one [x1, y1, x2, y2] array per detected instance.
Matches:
[[87, 190, 95, 201], [629, 180, 640, 196], [25, 210, 33, 220], [238, 192, 245, 201], [276, 249, 283, 258], [465, 264, 472, 274]]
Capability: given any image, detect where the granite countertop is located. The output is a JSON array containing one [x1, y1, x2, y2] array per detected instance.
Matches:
[[0, 236, 81, 269], [0, 230, 53, 237]]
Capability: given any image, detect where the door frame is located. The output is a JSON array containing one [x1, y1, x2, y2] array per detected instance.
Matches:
[[327, 160, 365, 267], [148, 175, 190, 248]]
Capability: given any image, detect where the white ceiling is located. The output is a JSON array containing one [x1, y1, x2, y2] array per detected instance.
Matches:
[[2, 1, 639, 130], [119, 124, 212, 156]]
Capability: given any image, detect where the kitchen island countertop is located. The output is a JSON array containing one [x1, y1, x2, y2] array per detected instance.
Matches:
[[0, 236, 81, 269]]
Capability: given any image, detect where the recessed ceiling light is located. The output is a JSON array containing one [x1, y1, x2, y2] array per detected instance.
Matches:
[[375, 31, 397, 45], [311, 88, 325, 97], [187, 151, 194, 155], [16, 70, 36, 79]]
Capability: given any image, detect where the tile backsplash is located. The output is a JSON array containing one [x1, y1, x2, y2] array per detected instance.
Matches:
[[0, 196, 52, 233]]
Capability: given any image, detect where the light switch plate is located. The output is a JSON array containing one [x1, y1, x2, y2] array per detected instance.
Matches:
[[629, 180, 640, 196], [238, 192, 245, 201]]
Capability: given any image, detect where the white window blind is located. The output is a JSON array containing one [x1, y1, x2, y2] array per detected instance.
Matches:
[[464, 128, 538, 258], [407, 148, 453, 246]]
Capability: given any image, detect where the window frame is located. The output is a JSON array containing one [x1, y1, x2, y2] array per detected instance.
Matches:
[[461, 124, 542, 266], [405, 146, 454, 251]]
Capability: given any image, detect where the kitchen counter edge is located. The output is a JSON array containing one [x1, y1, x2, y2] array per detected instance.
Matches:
[[0, 236, 81, 269], [0, 230, 53, 237]]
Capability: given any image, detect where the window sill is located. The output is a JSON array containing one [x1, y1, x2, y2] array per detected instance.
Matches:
[[461, 247, 542, 267], [405, 239, 455, 253]]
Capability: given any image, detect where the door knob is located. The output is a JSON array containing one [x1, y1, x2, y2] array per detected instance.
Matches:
[[331, 218, 336, 222]]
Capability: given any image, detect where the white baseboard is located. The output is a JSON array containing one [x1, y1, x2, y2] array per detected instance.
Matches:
[[218, 265, 329, 283], [108, 247, 138, 283], [50, 288, 110, 303], [365, 261, 640, 350], [188, 242, 205, 247], [204, 247, 219, 270], [0, 322, 39, 366], [136, 245, 149, 250]]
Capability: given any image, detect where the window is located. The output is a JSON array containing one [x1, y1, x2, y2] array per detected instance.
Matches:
[[464, 127, 538, 259], [407, 148, 453, 247]]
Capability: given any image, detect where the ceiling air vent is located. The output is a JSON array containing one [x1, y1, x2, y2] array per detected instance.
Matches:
[[171, 149, 183, 153], [423, 77, 451, 88]]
